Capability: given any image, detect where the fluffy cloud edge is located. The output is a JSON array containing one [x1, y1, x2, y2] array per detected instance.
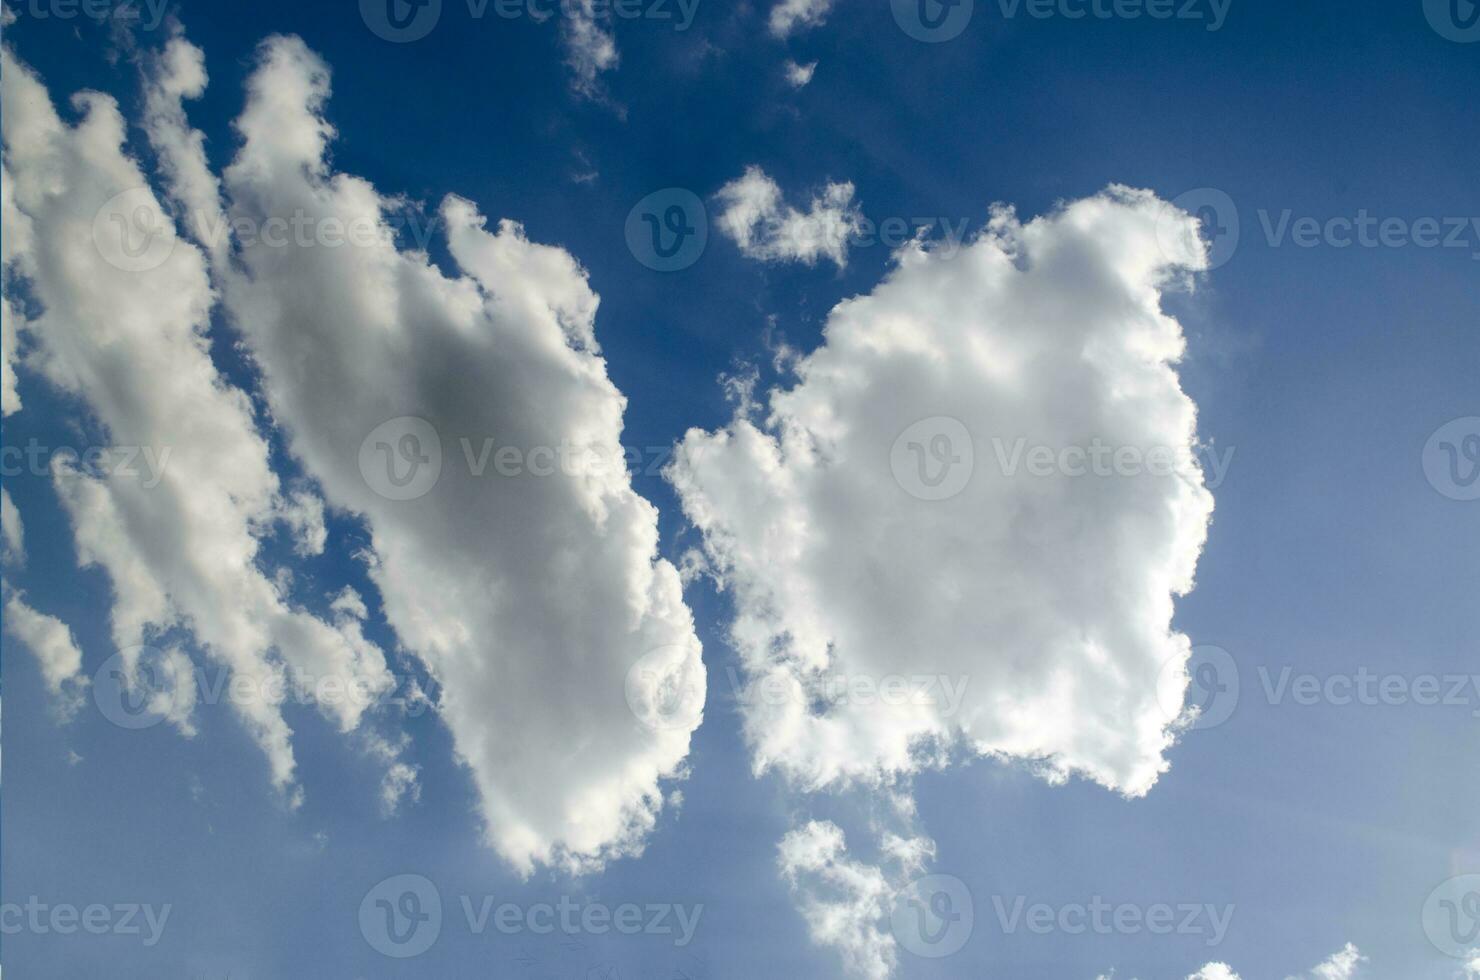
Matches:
[[714, 165, 863, 267]]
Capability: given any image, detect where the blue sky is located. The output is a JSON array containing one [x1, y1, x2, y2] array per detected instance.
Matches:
[[1, 0, 1477, 978]]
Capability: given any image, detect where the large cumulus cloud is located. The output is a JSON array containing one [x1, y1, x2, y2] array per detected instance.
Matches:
[[668, 187, 1217, 973], [186, 35, 704, 874]]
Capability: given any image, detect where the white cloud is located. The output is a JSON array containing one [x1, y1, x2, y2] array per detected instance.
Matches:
[[2, 160, 29, 417], [280, 489, 328, 557], [163, 35, 706, 875], [3, 588, 87, 718], [778, 821, 899, 980], [140, 33, 224, 252], [784, 59, 817, 88], [5, 25, 701, 875], [1465, 951, 1480, 979], [330, 586, 369, 621], [0, 304, 18, 415], [1303, 943, 1366, 980], [1, 487, 23, 562], [380, 761, 422, 816], [1185, 944, 1367, 980], [714, 166, 863, 268], [769, 0, 836, 38], [672, 186, 1212, 795], [0, 42, 395, 801], [561, 0, 619, 98], [669, 187, 1215, 973]]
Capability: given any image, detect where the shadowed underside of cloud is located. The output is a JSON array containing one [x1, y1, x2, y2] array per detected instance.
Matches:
[[150, 33, 704, 875], [1, 29, 703, 875], [669, 187, 1217, 975], [2, 17, 1230, 935]]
